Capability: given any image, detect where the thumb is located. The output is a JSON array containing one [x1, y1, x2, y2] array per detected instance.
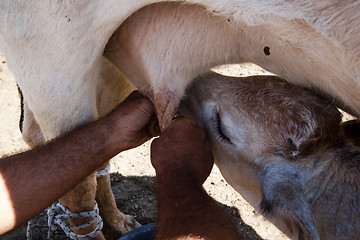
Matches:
[[143, 114, 160, 139]]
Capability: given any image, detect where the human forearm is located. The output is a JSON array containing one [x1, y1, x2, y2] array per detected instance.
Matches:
[[0, 91, 158, 235], [0, 115, 123, 235], [151, 118, 241, 239], [155, 172, 242, 240]]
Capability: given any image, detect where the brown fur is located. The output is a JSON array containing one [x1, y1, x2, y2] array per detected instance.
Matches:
[[180, 71, 360, 240]]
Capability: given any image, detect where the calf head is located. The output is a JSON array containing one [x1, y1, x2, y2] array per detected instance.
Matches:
[[180, 71, 342, 177], [179, 71, 343, 239]]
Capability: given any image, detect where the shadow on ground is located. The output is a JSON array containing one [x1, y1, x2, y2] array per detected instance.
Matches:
[[0, 173, 263, 240]]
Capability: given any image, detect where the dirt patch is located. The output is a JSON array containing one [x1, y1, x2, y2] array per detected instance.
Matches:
[[0, 53, 289, 240]]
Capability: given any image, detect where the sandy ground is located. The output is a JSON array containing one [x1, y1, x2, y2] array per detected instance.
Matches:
[[0, 52, 291, 240]]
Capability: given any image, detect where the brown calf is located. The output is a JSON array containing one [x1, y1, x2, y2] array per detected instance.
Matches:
[[179, 71, 360, 240]]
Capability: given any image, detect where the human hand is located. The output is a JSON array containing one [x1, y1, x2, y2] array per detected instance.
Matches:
[[106, 90, 160, 152], [151, 117, 214, 184]]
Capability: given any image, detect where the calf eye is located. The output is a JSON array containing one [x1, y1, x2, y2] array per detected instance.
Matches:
[[215, 112, 232, 143]]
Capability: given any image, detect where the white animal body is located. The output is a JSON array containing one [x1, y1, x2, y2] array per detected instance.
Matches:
[[0, 1, 359, 134], [105, 2, 360, 129]]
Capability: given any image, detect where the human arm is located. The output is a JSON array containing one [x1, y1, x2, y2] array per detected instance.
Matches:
[[151, 117, 242, 240], [0, 91, 158, 235]]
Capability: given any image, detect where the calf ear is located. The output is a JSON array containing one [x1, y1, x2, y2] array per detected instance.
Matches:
[[256, 154, 320, 240]]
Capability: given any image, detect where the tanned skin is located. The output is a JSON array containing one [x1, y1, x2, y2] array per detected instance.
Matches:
[[0, 91, 159, 235], [151, 118, 242, 240]]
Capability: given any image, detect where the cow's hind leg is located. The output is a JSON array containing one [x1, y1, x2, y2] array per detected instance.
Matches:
[[95, 58, 141, 239], [18, 74, 109, 238], [20, 98, 106, 239], [20, 57, 140, 239], [96, 162, 141, 240], [59, 173, 106, 240]]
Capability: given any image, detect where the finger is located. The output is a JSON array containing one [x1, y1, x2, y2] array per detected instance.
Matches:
[[144, 115, 160, 138], [149, 116, 161, 136]]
